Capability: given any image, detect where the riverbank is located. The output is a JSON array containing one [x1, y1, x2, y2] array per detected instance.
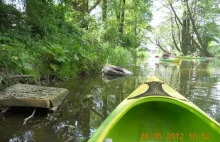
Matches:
[[0, 2, 147, 89], [0, 44, 141, 89]]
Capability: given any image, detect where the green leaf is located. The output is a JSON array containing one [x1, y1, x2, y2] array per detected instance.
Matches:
[[22, 62, 33, 70], [53, 45, 63, 54], [42, 46, 55, 56], [1, 44, 15, 54], [74, 54, 79, 60], [56, 56, 66, 62], [50, 64, 58, 71]]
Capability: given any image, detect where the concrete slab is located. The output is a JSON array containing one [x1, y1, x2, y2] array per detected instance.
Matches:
[[0, 84, 68, 109]]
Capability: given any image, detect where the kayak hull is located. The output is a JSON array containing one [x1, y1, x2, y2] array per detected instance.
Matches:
[[89, 76, 220, 142], [160, 57, 180, 62]]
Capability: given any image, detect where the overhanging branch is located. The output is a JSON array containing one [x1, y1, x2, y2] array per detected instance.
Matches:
[[88, 0, 102, 13]]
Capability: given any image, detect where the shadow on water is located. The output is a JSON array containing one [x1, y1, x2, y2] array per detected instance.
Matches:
[[0, 58, 220, 141]]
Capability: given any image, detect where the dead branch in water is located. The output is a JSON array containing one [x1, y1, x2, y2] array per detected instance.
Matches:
[[23, 108, 36, 125], [0, 107, 10, 116]]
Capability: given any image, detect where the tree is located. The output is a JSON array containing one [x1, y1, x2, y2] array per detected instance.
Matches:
[[184, 0, 212, 56], [151, 0, 220, 56], [99, 0, 152, 48], [168, 0, 214, 56]]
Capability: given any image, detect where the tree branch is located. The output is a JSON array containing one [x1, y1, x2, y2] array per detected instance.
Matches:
[[171, 16, 181, 52], [88, 0, 102, 13], [174, 16, 181, 46], [149, 38, 167, 52], [170, 4, 183, 26], [23, 108, 36, 125]]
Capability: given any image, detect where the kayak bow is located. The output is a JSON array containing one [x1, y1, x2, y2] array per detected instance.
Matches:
[[89, 76, 220, 142]]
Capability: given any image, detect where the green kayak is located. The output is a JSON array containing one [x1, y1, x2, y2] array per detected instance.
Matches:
[[160, 57, 180, 62], [89, 76, 220, 142], [177, 56, 205, 60]]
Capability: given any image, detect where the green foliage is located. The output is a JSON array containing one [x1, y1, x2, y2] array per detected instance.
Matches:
[[137, 49, 148, 58], [207, 42, 220, 57], [202, 22, 220, 49], [0, 0, 150, 82], [0, 2, 23, 30], [100, 0, 152, 48], [95, 43, 135, 67], [119, 33, 140, 48], [102, 21, 121, 44]]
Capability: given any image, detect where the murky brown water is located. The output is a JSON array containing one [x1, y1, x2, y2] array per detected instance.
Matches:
[[1, 57, 220, 142]]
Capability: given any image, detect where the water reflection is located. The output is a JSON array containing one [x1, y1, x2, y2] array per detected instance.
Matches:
[[0, 58, 220, 141]]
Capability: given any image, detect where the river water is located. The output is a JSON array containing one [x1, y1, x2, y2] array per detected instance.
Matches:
[[0, 57, 220, 142]]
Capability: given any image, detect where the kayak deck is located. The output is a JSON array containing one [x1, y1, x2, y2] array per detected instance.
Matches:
[[106, 101, 219, 142], [89, 76, 220, 142]]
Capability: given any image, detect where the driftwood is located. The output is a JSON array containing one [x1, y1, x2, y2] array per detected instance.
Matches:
[[23, 108, 36, 125], [8, 75, 35, 79], [0, 72, 35, 79], [101, 64, 133, 76], [0, 107, 10, 116]]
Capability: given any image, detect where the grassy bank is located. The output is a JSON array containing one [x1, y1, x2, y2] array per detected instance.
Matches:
[[0, 38, 136, 85]]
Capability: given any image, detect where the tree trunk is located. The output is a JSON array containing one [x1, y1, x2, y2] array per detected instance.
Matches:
[[102, 0, 107, 21], [116, 0, 121, 22], [170, 3, 189, 54], [119, 0, 125, 34], [181, 11, 191, 55], [71, 0, 89, 28], [72, 0, 88, 13], [72, 0, 78, 11]]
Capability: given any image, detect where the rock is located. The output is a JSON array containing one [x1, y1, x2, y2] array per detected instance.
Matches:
[[101, 64, 133, 76]]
